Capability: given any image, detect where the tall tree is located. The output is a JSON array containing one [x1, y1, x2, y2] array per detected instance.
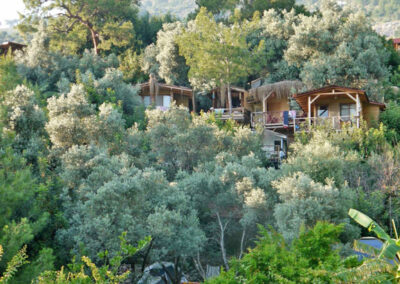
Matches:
[[20, 0, 140, 54], [178, 8, 259, 113]]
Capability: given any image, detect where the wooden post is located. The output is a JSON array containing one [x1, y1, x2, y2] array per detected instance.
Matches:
[[227, 84, 232, 115], [212, 91, 216, 108], [192, 92, 196, 113], [308, 96, 311, 128], [149, 74, 156, 104]]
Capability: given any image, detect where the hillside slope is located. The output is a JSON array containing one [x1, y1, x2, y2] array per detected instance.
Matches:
[[297, 0, 400, 22], [141, 0, 400, 23], [140, 0, 196, 18]]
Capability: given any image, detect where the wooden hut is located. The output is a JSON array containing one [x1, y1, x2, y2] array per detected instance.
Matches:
[[209, 86, 249, 121], [247, 80, 304, 129], [0, 41, 26, 56], [293, 85, 385, 129], [139, 74, 195, 112]]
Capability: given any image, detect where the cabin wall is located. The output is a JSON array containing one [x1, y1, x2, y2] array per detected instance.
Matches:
[[309, 96, 381, 126], [246, 96, 290, 113], [311, 97, 357, 117], [174, 95, 190, 107], [363, 105, 381, 126], [267, 96, 290, 113], [140, 94, 190, 108], [243, 92, 252, 111]]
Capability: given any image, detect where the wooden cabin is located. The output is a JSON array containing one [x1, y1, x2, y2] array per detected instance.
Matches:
[[246, 80, 304, 158], [247, 80, 304, 130], [0, 41, 26, 56], [393, 38, 400, 51], [209, 86, 249, 121], [139, 74, 195, 111], [247, 82, 385, 158], [293, 85, 385, 130]]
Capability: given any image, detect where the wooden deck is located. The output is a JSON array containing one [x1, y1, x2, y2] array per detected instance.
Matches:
[[213, 107, 246, 121], [251, 111, 359, 132]]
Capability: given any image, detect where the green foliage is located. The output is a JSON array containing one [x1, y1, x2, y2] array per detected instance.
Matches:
[[58, 144, 205, 264], [178, 7, 260, 92], [2, 85, 47, 165], [178, 152, 278, 270], [273, 172, 358, 242], [0, 139, 51, 272], [1, 1, 398, 282], [0, 245, 28, 284], [144, 106, 263, 179], [0, 55, 22, 95], [285, 1, 390, 100], [20, 0, 140, 54], [293, 222, 343, 268], [37, 233, 150, 283], [206, 222, 346, 283], [345, 208, 400, 282], [381, 103, 400, 143]]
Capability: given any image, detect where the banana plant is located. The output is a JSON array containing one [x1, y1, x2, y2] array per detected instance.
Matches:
[[349, 208, 400, 279]]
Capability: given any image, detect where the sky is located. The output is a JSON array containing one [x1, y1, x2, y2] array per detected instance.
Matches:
[[0, 0, 25, 28]]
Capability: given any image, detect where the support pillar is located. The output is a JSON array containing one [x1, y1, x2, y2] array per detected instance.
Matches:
[[308, 96, 311, 128]]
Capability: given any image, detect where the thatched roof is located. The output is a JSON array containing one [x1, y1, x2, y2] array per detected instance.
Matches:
[[248, 80, 304, 103]]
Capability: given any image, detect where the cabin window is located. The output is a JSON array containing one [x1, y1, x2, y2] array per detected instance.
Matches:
[[143, 96, 151, 107], [163, 96, 171, 108], [274, 140, 281, 152], [318, 105, 329, 117], [340, 104, 356, 121], [155, 95, 163, 106]]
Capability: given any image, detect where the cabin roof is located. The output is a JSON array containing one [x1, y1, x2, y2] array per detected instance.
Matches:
[[293, 85, 385, 112], [0, 41, 26, 54], [209, 86, 247, 93], [248, 80, 304, 103], [294, 85, 366, 98], [140, 82, 193, 97]]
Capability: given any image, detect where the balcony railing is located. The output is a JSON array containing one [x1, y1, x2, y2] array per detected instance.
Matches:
[[251, 111, 296, 128], [294, 116, 359, 132], [212, 107, 246, 120], [251, 111, 359, 131]]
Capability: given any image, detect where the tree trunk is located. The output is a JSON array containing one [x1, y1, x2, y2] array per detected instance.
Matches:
[[239, 228, 246, 259], [89, 28, 99, 55], [216, 211, 229, 271], [149, 74, 157, 104], [141, 238, 154, 272], [220, 85, 225, 109], [193, 252, 206, 281], [227, 83, 232, 114]]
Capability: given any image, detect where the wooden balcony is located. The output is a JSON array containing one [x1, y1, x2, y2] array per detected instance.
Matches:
[[251, 111, 297, 129], [251, 111, 360, 131], [212, 107, 246, 121], [293, 116, 360, 132]]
